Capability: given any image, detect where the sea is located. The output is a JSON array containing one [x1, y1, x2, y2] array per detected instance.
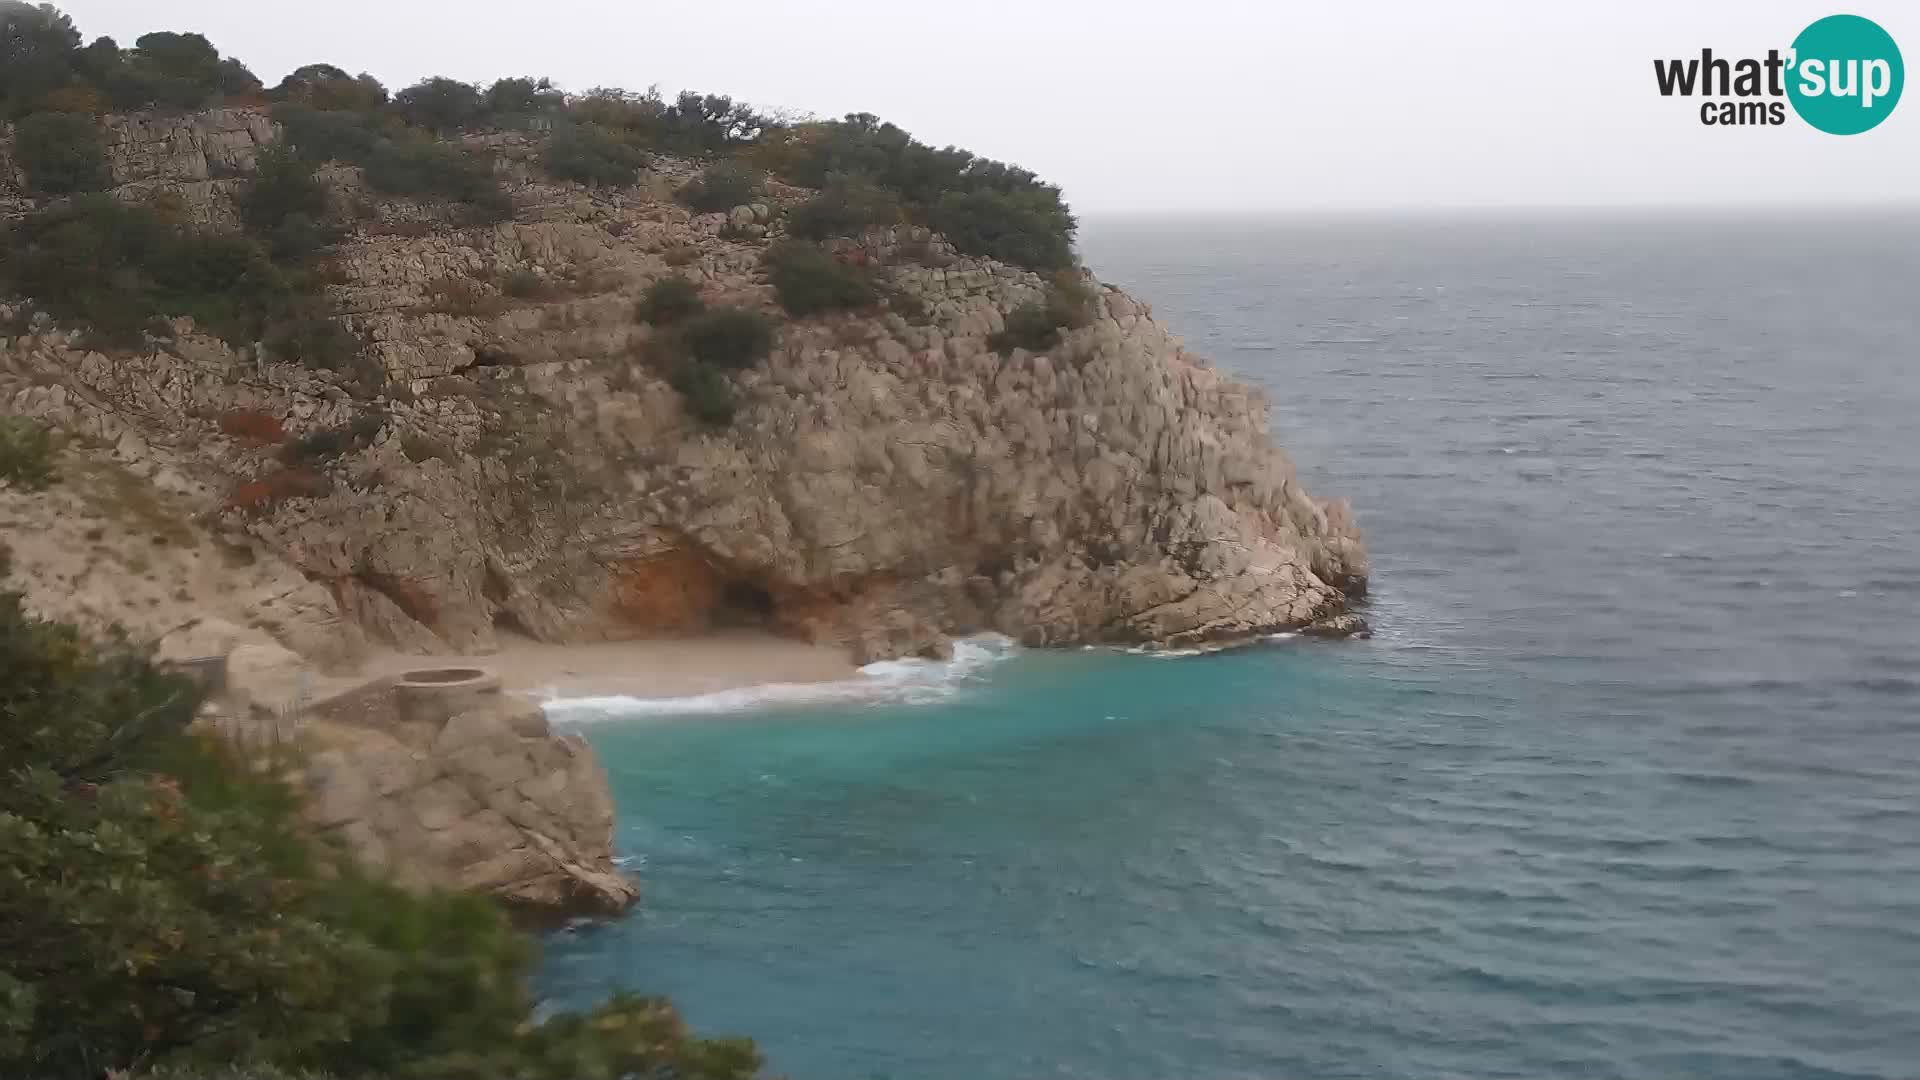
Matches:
[[536, 212, 1920, 1080]]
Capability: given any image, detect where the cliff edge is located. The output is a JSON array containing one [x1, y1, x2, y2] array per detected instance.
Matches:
[[1, 108, 1367, 668]]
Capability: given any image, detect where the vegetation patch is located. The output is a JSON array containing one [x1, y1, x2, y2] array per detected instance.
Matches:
[[989, 273, 1096, 356], [763, 240, 879, 317], [1, 7, 260, 117], [224, 466, 332, 512], [785, 175, 900, 241], [0, 417, 57, 490], [635, 276, 706, 325], [0, 197, 299, 347], [0, 571, 766, 1078], [11, 111, 110, 195], [217, 410, 287, 445], [541, 122, 649, 187], [758, 113, 1077, 270], [676, 161, 761, 214], [239, 146, 341, 260], [681, 306, 776, 371], [669, 360, 738, 427]]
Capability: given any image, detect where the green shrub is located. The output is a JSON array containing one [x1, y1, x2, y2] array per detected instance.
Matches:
[[762, 113, 1078, 270], [500, 268, 548, 299], [785, 175, 900, 241], [929, 187, 1077, 271], [262, 315, 357, 372], [0, 566, 766, 1080], [240, 146, 340, 259], [763, 241, 878, 316], [361, 140, 510, 221], [669, 361, 737, 427], [989, 301, 1062, 355], [681, 306, 775, 371], [482, 76, 563, 120], [271, 104, 385, 164], [393, 76, 482, 133], [0, 417, 56, 490], [12, 111, 110, 195], [270, 64, 388, 112], [0, 196, 294, 347], [273, 107, 509, 224], [101, 31, 260, 111], [676, 161, 761, 214], [541, 123, 648, 187], [635, 276, 705, 325], [988, 274, 1094, 356]]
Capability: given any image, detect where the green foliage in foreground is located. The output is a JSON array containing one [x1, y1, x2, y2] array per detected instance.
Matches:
[[0, 564, 763, 1080]]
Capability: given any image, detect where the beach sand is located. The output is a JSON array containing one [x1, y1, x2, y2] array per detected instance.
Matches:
[[362, 631, 858, 701]]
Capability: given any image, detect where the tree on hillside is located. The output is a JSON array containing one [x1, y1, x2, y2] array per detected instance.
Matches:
[[0, 1, 82, 117]]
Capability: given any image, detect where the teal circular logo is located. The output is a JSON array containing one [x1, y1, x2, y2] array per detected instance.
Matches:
[[1787, 14, 1904, 134]]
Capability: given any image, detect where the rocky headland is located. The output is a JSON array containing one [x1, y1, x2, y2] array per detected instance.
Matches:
[[1, 104, 1367, 913]]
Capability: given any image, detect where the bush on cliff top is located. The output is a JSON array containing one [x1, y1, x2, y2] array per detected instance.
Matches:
[[758, 112, 1078, 270], [0, 560, 764, 1080], [1, 6, 259, 117]]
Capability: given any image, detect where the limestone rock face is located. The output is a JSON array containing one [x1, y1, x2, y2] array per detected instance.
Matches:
[[299, 673, 636, 916], [0, 107, 1368, 665]]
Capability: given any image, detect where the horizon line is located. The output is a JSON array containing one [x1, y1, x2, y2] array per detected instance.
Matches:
[[1074, 200, 1920, 220]]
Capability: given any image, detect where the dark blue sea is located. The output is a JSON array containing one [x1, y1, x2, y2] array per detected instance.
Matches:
[[539, 213, 1920, 1080]]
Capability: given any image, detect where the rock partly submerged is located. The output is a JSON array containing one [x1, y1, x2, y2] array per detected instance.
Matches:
[[298, 668, 636, 918]]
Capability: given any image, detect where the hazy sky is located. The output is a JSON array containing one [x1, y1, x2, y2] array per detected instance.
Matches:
[[56, 0, 1920, 214]]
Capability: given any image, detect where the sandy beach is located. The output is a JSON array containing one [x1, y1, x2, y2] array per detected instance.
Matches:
[[361, 631, 858, 701]]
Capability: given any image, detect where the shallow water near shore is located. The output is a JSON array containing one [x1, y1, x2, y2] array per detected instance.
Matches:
[[538, 213, 1920, 1080]]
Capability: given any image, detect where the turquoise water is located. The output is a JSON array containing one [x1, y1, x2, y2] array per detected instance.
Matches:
[[539, 215, 1920, 1079]]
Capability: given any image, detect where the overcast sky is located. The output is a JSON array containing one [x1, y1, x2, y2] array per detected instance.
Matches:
[[56, 0, 1920, 214]]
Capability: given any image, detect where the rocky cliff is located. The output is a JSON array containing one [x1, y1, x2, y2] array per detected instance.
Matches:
[[1, 107, 1367, 669]]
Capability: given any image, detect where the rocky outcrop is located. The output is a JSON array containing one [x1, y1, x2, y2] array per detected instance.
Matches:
[[298, 669, 635, 916], [1, 107, 275, 226], [1, 107, 1367, 667]]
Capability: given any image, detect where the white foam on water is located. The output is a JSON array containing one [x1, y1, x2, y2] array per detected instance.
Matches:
[[540, 634, 1019, 722]]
